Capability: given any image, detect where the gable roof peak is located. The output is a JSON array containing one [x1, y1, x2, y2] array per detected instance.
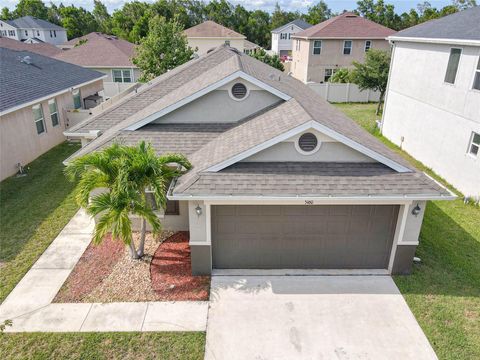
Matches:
[[184, 20, 246, 39]]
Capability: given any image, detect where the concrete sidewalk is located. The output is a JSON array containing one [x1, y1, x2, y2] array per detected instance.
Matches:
[[0, 209, 208, 332]]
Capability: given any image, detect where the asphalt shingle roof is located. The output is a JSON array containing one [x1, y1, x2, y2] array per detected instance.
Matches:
[[55, 32, 137, 67], [391, 6, 480, 41], [0, 48, 104, 113], [6, 16, 64, 31], [293, 12, 395, 39], [184, 21, 246, 38], [178, 162, 450, 197], [0, 36, 63, 57], [272, 19, 312, 33]]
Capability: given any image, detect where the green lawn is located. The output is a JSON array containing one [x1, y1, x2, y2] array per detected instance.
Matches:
[[335, 103, 480, 360], [0, 332, 205, 360], [0, 142, 206, 359]]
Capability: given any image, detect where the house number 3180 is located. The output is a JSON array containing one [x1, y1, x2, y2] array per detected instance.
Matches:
[[305, 200, 314, 205]]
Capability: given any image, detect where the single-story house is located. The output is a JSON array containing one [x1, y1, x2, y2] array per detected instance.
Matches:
[[65, 45, 454, 275], [0, 48, 105, 181], [382, 7, 480, 199], [55, 32, 140, 98]]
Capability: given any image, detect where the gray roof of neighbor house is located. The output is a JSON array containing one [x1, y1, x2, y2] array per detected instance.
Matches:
[[6, 16, 65, 31], [272, 19, 312, 33], [0, 48, 105, 113], [65, 45, 451, 199], [390, 6, 480, 42], [0, 36, 63, 57]]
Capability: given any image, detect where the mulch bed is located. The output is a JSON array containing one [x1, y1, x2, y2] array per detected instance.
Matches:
[[150, 232, 210, 301], [54, 234, 124, 303], [54, 231, 210, 303]]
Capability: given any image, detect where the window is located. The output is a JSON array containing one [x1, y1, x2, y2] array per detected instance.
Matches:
[[288, 33, 291, 39], [365, 40, 371, 52], [468, 132, 480, 157], [8, 30, 15, 36], [49, 30, 52, 37], [72, 89, 82, 109], [295, 39, 300, 51], [54, 30, 56, 37], [343, 40, 352, 55], [312, 40, 322, 55], [280, 33, 288, 40], [112, 69, 132, 83], [48, 99, 59, 127], [224, 40, 230, 46], [145, 188, 179, 215], [324, 68, 337, 82], [444, 48, 462, 84], [32, 104, 45, 134], [296, 133, 320, 155], [472, 57, 480, 90], [230, 82, 248, 100], [37, 30, 40, 36], [25, 30, 28, 36]]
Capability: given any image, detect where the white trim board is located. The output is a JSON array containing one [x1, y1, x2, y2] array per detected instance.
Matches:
[[123, 71, 291, 131], [206, 120, 412, 173], [388, 36, 480, 47]]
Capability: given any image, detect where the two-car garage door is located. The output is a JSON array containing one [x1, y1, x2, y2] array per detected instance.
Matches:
[[211, 205, 399, 269]]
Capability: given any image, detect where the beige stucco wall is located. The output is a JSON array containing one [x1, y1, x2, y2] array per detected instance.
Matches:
[[0, 79, 103, 181], [187, 38, 245, 55], [291, 38, 391, 83]]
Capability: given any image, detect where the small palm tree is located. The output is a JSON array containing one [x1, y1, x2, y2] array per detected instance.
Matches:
[[65, 141, 191, 259]]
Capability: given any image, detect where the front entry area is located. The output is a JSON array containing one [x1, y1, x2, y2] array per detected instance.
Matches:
[[211, 205, 399, 270]]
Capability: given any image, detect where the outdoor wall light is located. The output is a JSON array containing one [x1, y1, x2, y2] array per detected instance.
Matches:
[[411, 204, 421, 217], [195, 205, 202, 216]]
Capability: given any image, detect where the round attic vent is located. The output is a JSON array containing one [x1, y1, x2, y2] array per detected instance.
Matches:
[[230, 83, 248, 100], [297, 133, 320, 155]]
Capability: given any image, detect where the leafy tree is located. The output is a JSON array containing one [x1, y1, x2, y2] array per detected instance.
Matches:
[[14, 0, 48, 19], [133, 15, 195, 82], [0, 7, 12, 20], [59, 5, 99, 39], [329, 68, 353, 83], [249, 48, 284, 71], [244, 10, 271, 48], [46, 3, 61, 25], [453, 0, 477, 10], [65, 142, 191, 259], [205, 0, 234, 28], [271, 3, 302, 30], [93, 0, 111, 34], [350, 49, 391, 115], [111, 1, 151, 43], [306, 1, 332, 24]]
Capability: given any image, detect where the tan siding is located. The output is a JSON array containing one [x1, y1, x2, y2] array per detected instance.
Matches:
[[0, 80, 103, 180]]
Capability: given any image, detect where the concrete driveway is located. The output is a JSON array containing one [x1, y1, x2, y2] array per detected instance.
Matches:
[[205, 275, 437, 360]]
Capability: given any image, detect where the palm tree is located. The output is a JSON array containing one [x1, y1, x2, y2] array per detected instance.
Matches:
[[65, 141, 191, 259]]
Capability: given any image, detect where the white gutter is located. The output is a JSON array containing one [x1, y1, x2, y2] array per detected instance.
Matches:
[[63, 129, 102, 139], [0, 75, 107, 116], [291, 36, 389, 40], [387, 36, 480, 47]]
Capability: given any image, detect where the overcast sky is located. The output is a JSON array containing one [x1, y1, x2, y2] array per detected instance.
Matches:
[[2, 0, 454, 14]]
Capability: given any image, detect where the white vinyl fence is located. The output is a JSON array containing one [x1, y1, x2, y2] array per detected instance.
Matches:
[[308, 82, 381, 103]]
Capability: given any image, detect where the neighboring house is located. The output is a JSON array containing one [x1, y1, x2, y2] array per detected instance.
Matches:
[[0, 36, 63, 57], [65, 45, 453, 276], [271, 19, 312, 56], [243, 39, 261, 55], [291, 12, 395, 83], [382, 7, 480, 198], [0, 48, 105, 181], [0, 16, 67, 45], [54, 32, 140, 98], [184, 20, 246, 55]]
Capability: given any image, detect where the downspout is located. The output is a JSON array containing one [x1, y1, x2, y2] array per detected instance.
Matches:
[[380, 40, 396, 134]]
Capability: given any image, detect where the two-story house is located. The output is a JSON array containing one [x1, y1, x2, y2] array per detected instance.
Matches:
[[0, 16, 67, 45], [0, 48, 104, 181], [382, 7, 480, 198], [291, 12, 395, 83], [271, 19, 312, 57], [55, 32, 140, 98]]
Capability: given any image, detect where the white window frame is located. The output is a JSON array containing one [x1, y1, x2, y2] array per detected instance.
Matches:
[[48, 98, 59, 127], [72, 89, 82, 109], [324, 68, 337, 82], [444, 47, 462, 85], [467, 131, 480, 158], [312, 40, 322, 55], [472, 57, 480, 91], [364, 40, 372, 52], [112, 69, 133, 83], [343, 40, 352, 55], [32, 104, 46, 135]]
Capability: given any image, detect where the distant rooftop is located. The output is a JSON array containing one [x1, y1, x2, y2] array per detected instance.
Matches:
[[390, 6, 480, 42], [55, 32, 136, 67], [0, 36, 63, 57], [5, 16, 64, 31], [272, 19, 312, 33], [184, 21, 246, 39], [293, 12, 395, 39], [0, 48, 104, 113]]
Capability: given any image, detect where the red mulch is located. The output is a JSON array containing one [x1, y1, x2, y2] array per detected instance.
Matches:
[[53, 234, 124, 302], [150, 232, 210, 301]]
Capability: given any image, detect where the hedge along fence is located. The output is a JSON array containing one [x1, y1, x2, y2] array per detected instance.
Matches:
[[308, 82, 381, 103]]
